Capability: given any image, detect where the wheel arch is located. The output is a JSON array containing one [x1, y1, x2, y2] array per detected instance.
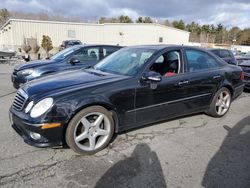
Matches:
[[221, 84, 234, 98], [62, 101, 119, 145]]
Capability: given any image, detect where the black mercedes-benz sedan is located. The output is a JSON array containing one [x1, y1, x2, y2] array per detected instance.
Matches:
[[9, 45, 244, 154], [11, 44, 122, 89]]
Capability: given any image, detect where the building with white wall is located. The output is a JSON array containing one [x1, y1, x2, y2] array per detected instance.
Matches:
[[0, 19, 190, 54]]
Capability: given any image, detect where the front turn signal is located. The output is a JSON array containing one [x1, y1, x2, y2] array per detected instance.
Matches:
[[41, 123, 61, 129]]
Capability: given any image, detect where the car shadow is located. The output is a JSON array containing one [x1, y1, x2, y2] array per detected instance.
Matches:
[[95, 143, 167, 188], [202, 116, 250, 187], [243, 88, 250, 93]]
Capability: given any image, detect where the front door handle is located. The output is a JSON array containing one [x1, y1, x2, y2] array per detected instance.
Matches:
[[178, 80, 189, 86], [213, 75, 221, 79]]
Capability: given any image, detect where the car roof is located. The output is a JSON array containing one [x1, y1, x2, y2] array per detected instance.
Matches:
[[125, 45, 213, 52], [127, 44, 180, 50], [63, 40, 81, 42], [72, 44, 123, 48]]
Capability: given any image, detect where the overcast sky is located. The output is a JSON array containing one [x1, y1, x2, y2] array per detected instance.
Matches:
[[1, 0, 250, 28]]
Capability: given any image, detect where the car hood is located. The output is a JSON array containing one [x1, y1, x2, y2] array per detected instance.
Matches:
[[14, 59, 58, 71], [22, 69, 129, 97]]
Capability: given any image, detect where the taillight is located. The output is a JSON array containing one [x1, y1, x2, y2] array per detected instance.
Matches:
[[241, 71, 244, 81]]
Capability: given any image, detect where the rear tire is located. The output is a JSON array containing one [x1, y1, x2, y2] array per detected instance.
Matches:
[[207, 87, 231, 118], [66, 106, 114, 155]]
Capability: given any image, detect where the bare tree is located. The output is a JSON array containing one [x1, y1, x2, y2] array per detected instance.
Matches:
[[0, 8, 10, 26], [41, 35, 53, 58]]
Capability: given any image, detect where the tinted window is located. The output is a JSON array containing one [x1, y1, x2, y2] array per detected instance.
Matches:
[[73, 47, 99, 61], [155, 55, 164, 64], [211, 50, 220, 56], [68, 41, 81, 46], [220, 50, 231, 58], [150, 50, 181, 76], [103, 46, 120, 58], [51, 46, 80, 60], [186, 50, 220, 72]]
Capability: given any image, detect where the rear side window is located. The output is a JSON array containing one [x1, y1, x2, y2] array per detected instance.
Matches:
[[220, 50, 231, 58], [73, 47, 100, 61], [185, 50, 220, 72], [211, 50, 220, 56]]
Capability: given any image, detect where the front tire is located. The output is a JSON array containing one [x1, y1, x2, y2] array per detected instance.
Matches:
[[66, 106, 114, 155], [207, 87, 231, 117]]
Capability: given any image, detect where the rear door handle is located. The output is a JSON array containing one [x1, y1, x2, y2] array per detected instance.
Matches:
[[213, 75, 221, 79], [178, 80, 189, 86]]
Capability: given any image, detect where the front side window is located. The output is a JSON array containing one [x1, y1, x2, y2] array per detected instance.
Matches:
[[150, 50, 181, 77], [185, 50, 220, 72], [72, 47, 100, 61], [95, 48, 156, 76]]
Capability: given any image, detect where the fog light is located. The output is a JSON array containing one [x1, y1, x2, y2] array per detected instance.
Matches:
[[30, 132, 41, 140]]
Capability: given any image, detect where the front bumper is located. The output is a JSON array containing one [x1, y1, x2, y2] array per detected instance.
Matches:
[[10, 111, 64, 148]]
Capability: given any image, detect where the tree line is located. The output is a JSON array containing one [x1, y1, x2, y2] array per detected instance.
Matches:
[[0, 8, 249, 45], [99, 16, 250, 45]]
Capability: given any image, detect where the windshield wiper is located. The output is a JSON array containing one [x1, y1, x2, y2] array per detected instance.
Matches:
[[98, 68, 126, 75]]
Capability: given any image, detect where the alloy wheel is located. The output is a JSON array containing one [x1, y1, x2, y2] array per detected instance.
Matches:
[[215, 90, 231, 116], [73, 112, 111, 151]]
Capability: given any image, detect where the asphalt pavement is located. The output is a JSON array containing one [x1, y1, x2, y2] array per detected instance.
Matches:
[[0, 64, 250, 188]]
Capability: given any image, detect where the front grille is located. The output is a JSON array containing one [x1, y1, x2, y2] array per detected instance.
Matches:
[[12, 89, 28, 111]]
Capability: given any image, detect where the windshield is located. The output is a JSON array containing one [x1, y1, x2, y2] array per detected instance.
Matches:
[[94, 48, 156, 76], [51, 46, 81, 60]]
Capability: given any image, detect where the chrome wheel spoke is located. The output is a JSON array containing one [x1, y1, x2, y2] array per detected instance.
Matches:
[[81, 117, 91, 129], [218, 106, 222, 114], [75, 131, 88, 142], [93, 114, 104, 128], [89, 136, 96, 150], [219, 92, 223, 100], [97, 128, 109, 136], [225, 101, 230, 108], [216, 100, 221, 106], [223, 94, 229, 101]]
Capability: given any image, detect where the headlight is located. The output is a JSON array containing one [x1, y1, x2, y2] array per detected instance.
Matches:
[[30, 98, 53, 118], [19, 69, 34, 76], [25, 101, 34, 113]]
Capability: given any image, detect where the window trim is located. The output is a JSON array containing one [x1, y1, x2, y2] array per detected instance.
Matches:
[[140, 48, 185, 78]]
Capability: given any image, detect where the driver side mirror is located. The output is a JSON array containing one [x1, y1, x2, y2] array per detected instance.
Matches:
[[69, 57, 80, 65], [142, 71, 162, 82], [141, 71, 162, 90]]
